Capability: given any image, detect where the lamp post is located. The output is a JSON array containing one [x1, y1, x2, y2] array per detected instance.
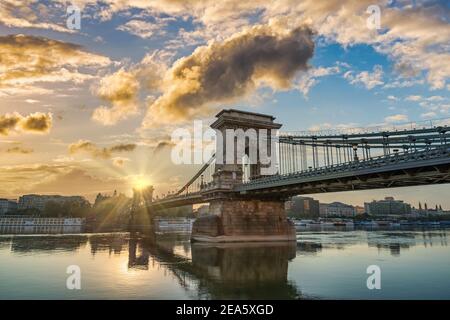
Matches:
[[352, 144, 359, 162]]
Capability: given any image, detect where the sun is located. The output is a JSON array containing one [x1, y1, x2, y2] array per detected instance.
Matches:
[[133, 177, 151, 190]]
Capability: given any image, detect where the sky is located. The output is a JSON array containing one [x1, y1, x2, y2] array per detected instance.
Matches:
[[0, 0, 449, 207]]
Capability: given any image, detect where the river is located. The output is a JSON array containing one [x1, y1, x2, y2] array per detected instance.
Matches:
[[0, 228, 449, 299]]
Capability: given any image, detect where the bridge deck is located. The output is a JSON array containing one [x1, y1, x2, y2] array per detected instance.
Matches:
[[236, 145, 450, 196]]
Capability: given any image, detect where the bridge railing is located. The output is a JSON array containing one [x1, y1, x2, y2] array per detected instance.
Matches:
[[241, 144, 450, 187], [280, 117, 450, 138]]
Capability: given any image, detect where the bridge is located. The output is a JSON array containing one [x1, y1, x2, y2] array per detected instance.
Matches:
[[149, 109, 450, 242]]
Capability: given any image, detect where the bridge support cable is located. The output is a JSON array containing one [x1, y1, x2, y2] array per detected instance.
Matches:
[[175, 153, 216, 196]]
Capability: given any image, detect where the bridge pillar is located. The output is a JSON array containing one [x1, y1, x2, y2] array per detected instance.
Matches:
[[192, 109, 293, 242], [211, 109, 281, 186], [191, 199, 295, 242]]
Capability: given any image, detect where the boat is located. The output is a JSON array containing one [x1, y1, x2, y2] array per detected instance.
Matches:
[[0, 216, 85, 227], [293, 220, 308, 228], [156, 218, 194, 231]]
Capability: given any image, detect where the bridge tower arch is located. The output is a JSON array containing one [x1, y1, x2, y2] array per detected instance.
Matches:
[[211, 109, 281, 186]]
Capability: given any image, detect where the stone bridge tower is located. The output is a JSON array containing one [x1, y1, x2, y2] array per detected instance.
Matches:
[[191, 109, 295, 242], [211, 109, 281, 187]]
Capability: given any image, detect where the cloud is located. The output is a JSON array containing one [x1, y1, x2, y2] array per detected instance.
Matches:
[[5, 146, 33, 154], [25, 99, 39, 104], [117, 19, 164, 39], [384, 114, 408, 123], [405, 95, 422, 102], [142, 21, 314, 126], [0, 34, 111, 95], [20, 112, 53, 133], [68, 140, 137, 159], [343, 65, 384, 90], [92, 69, 140, 125], [92, 51, 168, 125], [153, 141, 175, 154], [0, 112, 52, 135], [421, 112, 437, 119], [0, 0, 73, 33], [387, 95, 398, 101], [308, 122, 358, 132], [112, 157, 130, 167], [296, 65, 341, 96], [2, 1, 449, 90]]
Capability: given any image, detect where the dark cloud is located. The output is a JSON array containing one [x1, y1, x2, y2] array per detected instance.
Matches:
[[68, 140, 137, 159], [6, 146, 33, 154], [0, 34, 110, 87], [153, 141, 175, 154], [109, 143, 137, 153], [0, 112, 52, 135], [143, 23, 314, 125], [19, 112, 52, 133], [0, 114, 20, 135]]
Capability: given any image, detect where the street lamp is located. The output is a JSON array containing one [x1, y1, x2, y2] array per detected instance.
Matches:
[[352, 144, 359, 162]]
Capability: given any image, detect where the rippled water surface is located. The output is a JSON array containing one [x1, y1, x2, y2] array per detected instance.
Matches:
[[1, 228, 449, 299]]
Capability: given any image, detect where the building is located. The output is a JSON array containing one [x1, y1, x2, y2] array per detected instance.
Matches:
[[364, 197, 412, 216], [320, 202, 355, 217], [18, 194, 89, 211], [288, 196, 320, 218], [412, 203, 445, 216], [0, 199, 17, 215]]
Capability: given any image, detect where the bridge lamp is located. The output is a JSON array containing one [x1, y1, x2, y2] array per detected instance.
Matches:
[[352, 144, 359, 161]]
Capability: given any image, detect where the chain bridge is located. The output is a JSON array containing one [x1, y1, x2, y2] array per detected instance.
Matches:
[[148, 109, 450, 242]]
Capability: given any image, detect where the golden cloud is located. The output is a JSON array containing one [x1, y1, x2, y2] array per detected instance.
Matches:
[[142, 22, 314, 126], [91, 69, 140, 125], [0, 112, 52, 135], [5, 146, 34, 154], [68, 140, 137, 159], [0, 34, 111, 89], [0, 0, 73, 33], [92, 52, 167, 125]]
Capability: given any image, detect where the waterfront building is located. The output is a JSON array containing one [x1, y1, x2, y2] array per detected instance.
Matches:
[[364, 197, 411, 216], [0, 199, 17, 215], [18, 194, 90, 211], [288, 196, 320, 218], [412, 203, 445, 216], [320, 202, 356, 217]]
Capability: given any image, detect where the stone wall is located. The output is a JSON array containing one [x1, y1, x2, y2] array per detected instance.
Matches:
[[191, 199, 295, 242]]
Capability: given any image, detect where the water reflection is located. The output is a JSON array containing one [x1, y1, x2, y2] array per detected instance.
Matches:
[[1, 228, 450, 299], [190, 242, 298, 299], [0, 225, 83, 234], [296, 229, 449, 257]]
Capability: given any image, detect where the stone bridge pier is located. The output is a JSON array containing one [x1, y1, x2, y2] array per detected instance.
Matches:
[[191, 109, 295, 242]]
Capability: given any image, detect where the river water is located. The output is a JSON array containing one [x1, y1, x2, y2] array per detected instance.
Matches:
[[0, 228, 449, 299]]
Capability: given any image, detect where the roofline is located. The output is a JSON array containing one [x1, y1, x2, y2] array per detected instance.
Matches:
[[215, 108, 276, 121]]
